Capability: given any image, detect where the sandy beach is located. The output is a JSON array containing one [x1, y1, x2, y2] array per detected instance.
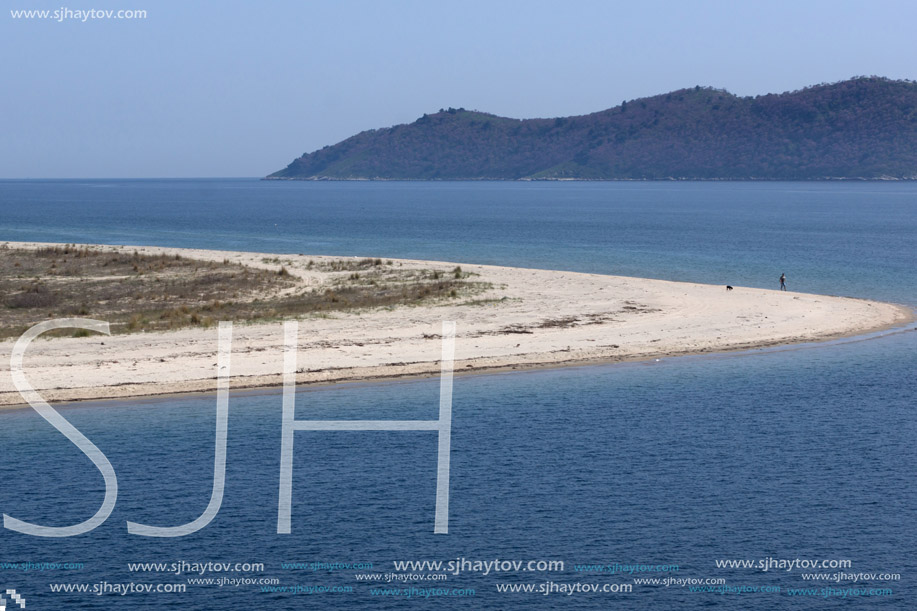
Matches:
[[0, 242, 911, 407]]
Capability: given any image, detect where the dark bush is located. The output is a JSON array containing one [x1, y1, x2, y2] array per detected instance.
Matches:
[[5, 285, 58, 309]]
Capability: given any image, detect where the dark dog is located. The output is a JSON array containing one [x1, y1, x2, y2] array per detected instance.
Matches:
[[726, 285, 733, 291]]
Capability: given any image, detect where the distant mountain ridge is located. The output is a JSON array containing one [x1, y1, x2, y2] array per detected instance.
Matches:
[[268, 77, 917, 180]]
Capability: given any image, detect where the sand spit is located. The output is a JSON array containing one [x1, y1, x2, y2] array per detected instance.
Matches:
[[0, 242, 911, 407]]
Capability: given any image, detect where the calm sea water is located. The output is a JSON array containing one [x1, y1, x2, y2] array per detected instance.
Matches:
[[0, 180, 915, 609]]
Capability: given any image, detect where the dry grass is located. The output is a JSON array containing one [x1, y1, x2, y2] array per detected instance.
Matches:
[[0, 246, 486, 338]]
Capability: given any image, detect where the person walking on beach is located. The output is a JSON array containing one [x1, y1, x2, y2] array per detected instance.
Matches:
[[779, 273, 787, 291]]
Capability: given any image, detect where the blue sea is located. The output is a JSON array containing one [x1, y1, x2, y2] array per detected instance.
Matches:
[[0, 180, 915, 609]]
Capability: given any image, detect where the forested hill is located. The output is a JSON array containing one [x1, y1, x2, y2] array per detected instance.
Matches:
[[268, 77, 917, 180]]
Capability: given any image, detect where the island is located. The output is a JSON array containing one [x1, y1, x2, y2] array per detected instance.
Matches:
[[268, 77, 917, 181]]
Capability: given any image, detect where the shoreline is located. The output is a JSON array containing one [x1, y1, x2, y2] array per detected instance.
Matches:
[[262, 176, 917, 182], [4, 321, 911, 413], [1, 242, 912, 408]]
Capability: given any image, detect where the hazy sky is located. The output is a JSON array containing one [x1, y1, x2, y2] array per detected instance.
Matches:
[[2, 0, 916, 178]]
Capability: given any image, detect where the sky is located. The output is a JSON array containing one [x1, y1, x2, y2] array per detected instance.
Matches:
[[2, 0, 917, 178]]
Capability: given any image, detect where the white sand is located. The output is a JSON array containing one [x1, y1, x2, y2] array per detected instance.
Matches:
[[0, 242, 911, 407]]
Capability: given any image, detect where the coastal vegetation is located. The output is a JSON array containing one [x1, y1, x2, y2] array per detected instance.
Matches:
[[0, 245, 483, 338]]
